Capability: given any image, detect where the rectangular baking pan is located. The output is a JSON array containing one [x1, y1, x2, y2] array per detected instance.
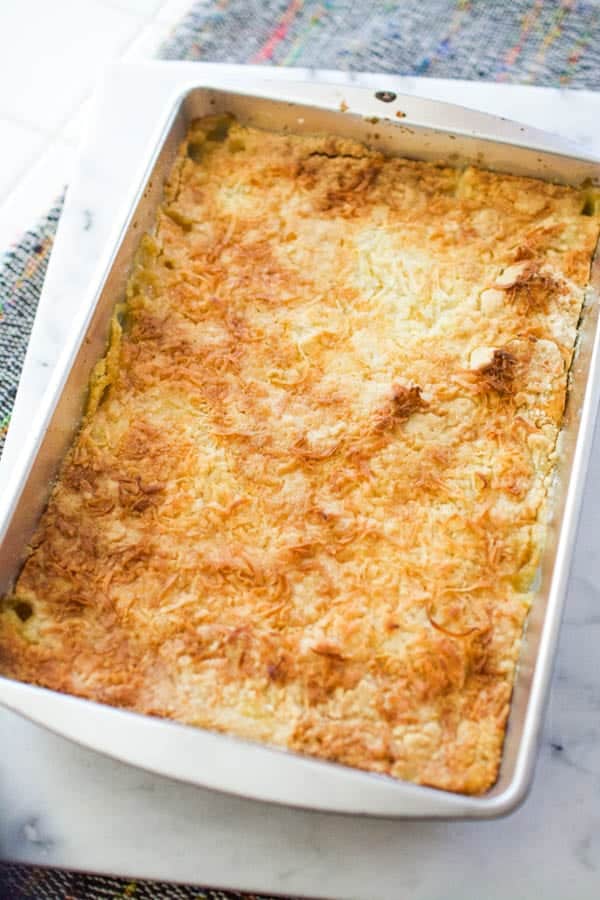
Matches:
[[0, 76, 599, 819]]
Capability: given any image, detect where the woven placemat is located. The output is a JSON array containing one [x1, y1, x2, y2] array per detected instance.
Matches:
[[1, 1, 600, 897]]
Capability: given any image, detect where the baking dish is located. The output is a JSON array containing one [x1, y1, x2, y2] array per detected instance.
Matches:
[[0, 74, 598, 818]]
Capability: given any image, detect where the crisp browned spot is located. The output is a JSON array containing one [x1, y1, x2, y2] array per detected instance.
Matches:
[[375, 384, 427, 430], [117, 476, 164, 514], [292, 436, 340, 461], [63, 463, 98, 493], [310, 640, 347, 660], [407, 637, 469, 699], [13, 600, 34, 622], [290, 716, 394, 770], [303, 656, 363, 706], [266, 650, 295, 684], [513, 245, 536, 262], [501, 262, 565, 313], [297, 154, 383, 214], [118, 420, 168, 463], [513, 224, 565, 261], [478, 349, 518, 395], [129, 314, 165, 344]]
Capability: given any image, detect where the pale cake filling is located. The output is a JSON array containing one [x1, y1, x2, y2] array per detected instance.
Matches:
[[1, 116, 598, 794]]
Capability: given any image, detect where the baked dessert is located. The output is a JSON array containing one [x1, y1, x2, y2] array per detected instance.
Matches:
[[1, 115, 598, 795]]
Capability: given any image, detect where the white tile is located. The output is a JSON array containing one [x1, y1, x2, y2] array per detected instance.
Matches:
[[121, 21, 173, 61], [0, 0, 143, 133], [155, 0, 205, 24], [0, 119, 46, 201], [61, 21, 172, 151], [61, 98, 94, 149], [0, 138, 75, 252]]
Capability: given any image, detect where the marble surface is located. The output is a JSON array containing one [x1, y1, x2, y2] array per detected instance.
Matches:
[[2, 63, 600, 898]]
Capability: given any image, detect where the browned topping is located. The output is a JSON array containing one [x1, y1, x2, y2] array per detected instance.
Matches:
[[117, 477, 164, 514], [310, 640, 347, 660], [478, 349, 518, 395], [298, 153, 383, 214], [498, 261, 565, 313], [0, 116, 598, 798], [375, 384, 427, 430], [513, 224, 565, 260]]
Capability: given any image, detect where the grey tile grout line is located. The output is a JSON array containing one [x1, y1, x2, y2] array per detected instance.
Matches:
[[0, 136, 53, 211], [0, 113, 53, 138], [0, 111, 55, 208]]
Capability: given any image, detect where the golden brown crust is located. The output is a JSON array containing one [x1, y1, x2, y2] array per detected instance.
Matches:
[[1, 115, 598, 795]]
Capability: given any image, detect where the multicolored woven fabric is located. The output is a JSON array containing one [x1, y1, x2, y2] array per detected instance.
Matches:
[[162, 0, 600, 85], [1, 1, 600, 897], [0, 866, 281, 900], [0, 202, 62, 452]]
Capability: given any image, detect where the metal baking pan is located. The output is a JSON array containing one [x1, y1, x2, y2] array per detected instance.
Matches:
[[0, 75, 599, 819]]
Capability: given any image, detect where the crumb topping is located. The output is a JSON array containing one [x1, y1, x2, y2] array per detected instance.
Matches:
[[1, 115, 598, 796]]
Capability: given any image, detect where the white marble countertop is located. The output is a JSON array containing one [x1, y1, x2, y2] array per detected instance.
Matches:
[[2, 64, 600, 899]]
